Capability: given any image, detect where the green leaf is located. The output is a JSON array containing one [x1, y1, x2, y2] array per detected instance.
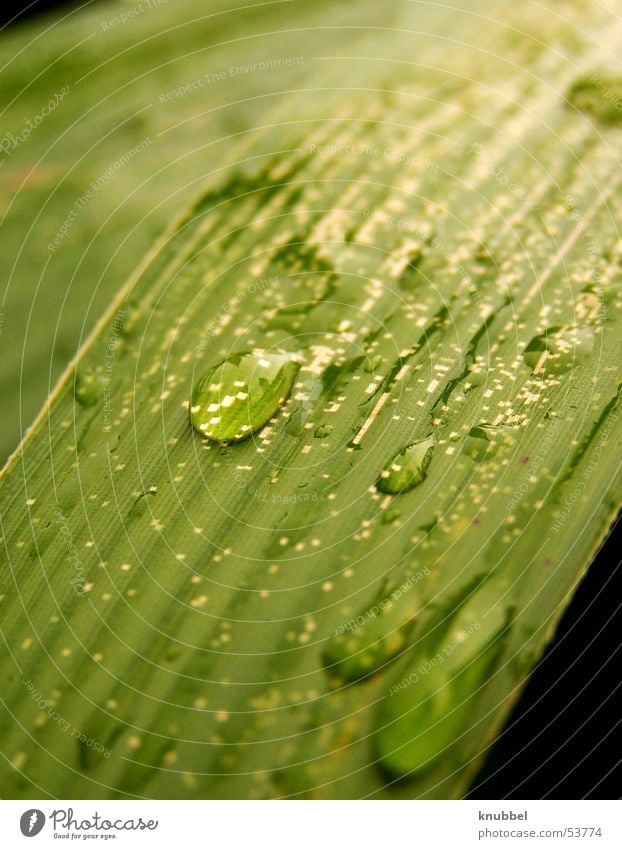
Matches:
[[1, 0, 621, 800]]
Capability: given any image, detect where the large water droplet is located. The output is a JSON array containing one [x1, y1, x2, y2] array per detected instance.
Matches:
[[190, 350, 300, 443], [523, 325, 594, 375], [462, 423, 517, 462], [376, 580, 512, 777], [376, 437, 435, 494]]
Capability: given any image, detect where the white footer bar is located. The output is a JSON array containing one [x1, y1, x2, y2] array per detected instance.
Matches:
[[1, 800, 620, 848]]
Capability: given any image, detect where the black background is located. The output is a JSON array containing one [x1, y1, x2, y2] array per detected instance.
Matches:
[[0, 0, 83, 27], [470, 521, 621, 799], [2, 0, 621, 800]]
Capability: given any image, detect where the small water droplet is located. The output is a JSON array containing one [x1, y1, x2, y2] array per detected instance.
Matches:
[[264, 276, 333, 314], [397, 246, 424, 292], [190, 350, 300, 443], [117, 301, 141, 336], [324, 579, 421, 683], [462, 423, 517, 462], [346, 439, 364, 451], [364, 355, 383, 373], [376, 580, 512, 777], [567, 72, 622, 125], [314, 424, 333, 439], [419, 516, 438, 535], [74, 371, 99, 408], [474, 244, 495, 265], [575, 288, 603, 322], [523, 325, 594, 375], [128, 490, 156, 519], [381, 508, 401, 525], [321, 356, 365, 399], [376, 437, 435, 494]]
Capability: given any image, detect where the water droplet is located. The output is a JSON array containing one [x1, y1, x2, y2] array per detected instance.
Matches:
[[376, 437, 435, 494], [258, 238, 337, 331], [74, 371, 99, 408], [397, 247, 424, 292], [575, 288, 603, 323], [381, 508, 401, 525], [474, 244, 495, 265], [264, 276, 333, 314], [419, 516, 438, 535], [462, 423, 517, 462], [128, 491, 156, 519], [321, 356, 365, 399], [190, 350, 300, 443], [567, 73, 622, 125], [324, 577, 422, 683], [364, 354, 383, 373], [376, 581, 512, 777], [313, 424, 333, 439], [119, 303, 141, 336], [523, 325, 594, 375]]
